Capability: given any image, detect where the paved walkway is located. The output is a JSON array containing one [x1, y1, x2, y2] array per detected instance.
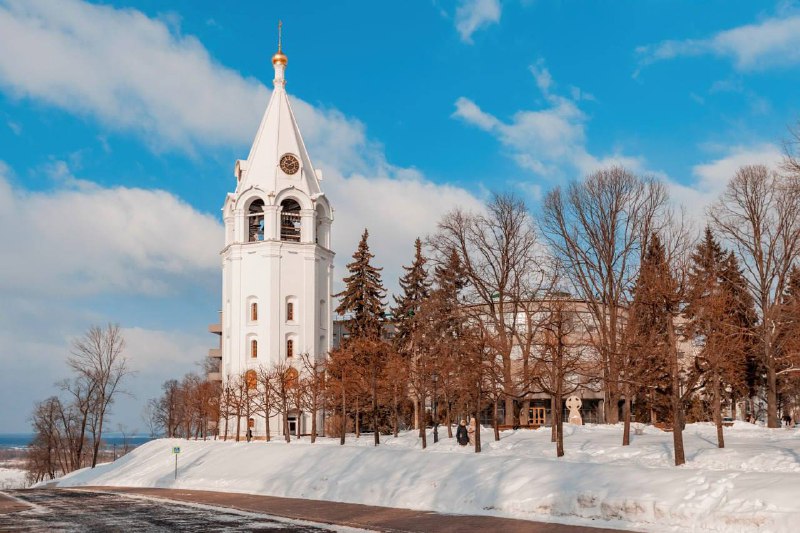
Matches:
[[0, 488, 337, 531], [74, 486, 622, 532], [0, 492, 30, 515]]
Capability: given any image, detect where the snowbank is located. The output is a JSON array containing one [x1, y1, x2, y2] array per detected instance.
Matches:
[[50, 424, 800, 532], [0, 466, 28, 489]]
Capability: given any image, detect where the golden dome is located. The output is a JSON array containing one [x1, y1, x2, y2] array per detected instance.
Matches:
[[272, 51, 287, 66]]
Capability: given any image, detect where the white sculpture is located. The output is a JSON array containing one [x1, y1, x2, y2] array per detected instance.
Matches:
[[566, 396, 583, 425]]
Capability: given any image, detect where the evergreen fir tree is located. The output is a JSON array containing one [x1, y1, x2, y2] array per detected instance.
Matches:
[[430, 248, 467, 338], [392, 238, 431, 354], [335, 229, 386, 340], [627, 233, 674, 421], [719, 250, 759, 417], [628, 233, 693, 465], [684, 226, 726, 325], [684, 228, 753, 447]]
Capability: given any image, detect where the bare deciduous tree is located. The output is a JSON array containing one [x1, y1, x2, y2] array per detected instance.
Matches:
[[68, 324, 131, 468], [710, 165, 800, 427], [541, 167, 667, 441], [432, 194, 541, 426]]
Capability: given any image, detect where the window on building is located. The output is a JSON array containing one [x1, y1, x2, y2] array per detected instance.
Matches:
[[248, 417, 255, 428], [245, 369, 257, 390], [247, 199, 265, 242], [280, 199, 301, 242], [287, 302, 294, 321], [251, 302, 258, 322], [286, 339, 294, 358], [285, 367, 298, 387], [251, 339, 258, 358]]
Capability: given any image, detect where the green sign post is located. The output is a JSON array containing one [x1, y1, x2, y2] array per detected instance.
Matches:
[[172, 446, 181, 480]]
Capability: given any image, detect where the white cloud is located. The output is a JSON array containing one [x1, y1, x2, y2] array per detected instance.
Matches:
[[0, 163, 222, 297], [0, 0, 488, 296], [325, 168, 485, 296], [636, 15, 800, 73], [668, 143, 784, 223], [0, 0, 266, 152], [453, 61, 643, 179], [0, 0, 491, 431], [455, 0, 501, 43]]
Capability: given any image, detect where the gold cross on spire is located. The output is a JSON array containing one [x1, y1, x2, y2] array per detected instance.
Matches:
[[272, 20, 288, 67]]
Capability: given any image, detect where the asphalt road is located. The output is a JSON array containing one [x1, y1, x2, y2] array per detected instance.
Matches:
[[0, 489, 341, 532], [1, 488, 624, 532]]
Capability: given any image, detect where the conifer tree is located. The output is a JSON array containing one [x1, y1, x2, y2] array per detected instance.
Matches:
[[684, 228, 753, 447], [392, 238, 431, 354], [411, 248, 469, 446], [778, 265, 800, 391], [335, 229, 386, 339], [629, 233, 696, 465], [718, 250, 758, 421], [392, 239, 433, 443]]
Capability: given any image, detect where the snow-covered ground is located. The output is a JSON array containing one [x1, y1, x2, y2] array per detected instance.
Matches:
[[0, 465, 28, 489], [48, 423, 800, 532]]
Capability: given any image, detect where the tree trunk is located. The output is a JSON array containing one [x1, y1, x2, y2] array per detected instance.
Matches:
[[650, 389, 657, 424], [474, 383, 482, 453], [310, 400, 318, 444], [766, 356, 778, 428], [392, 389, 399, 438], [235, 411, 241, 442], [445, 395, 453, 439], [555, 394, 564, 458], [712, 371, 725, 448], [373, 376, 380, 447], [355, 398, 361, 439], [91, 406, 106, 468], [622, 391, 631, 446], [419, 398, 427, 449], [283, 397, 290, 443], [670, 360, 685, 465], [340, 384, 346, 446], [493, 397, 500, 442]]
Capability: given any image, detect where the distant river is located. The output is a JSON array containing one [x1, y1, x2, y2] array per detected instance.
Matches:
[[0, 434, 155, 450]]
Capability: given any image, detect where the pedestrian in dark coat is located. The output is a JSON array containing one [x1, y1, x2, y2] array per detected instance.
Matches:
[[456, 420, 469, 446], [247, 428, 253, 442]]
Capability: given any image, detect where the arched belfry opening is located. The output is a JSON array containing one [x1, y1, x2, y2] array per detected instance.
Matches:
[[315, 203, 330, 247], [280, 199, 301, 242], [248, 199, 265, 242]]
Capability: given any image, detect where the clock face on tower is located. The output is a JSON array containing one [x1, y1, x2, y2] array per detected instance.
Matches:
[[279, 154, 300, 175]]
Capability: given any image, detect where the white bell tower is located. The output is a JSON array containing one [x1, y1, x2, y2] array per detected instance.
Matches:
[[217, 27, 334, 439]]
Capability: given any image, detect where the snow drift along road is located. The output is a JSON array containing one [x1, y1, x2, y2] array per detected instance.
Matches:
[[50, 423, 800, 532]]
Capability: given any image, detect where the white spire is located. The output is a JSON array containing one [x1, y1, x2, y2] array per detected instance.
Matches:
[[235, 22, 322, 200], [272, 20, 287, 89]]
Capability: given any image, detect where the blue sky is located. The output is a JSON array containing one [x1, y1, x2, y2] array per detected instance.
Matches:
[[1, 0, 798, 432]]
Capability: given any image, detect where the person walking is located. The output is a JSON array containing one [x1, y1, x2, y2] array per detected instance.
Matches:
[[456, 420, 469, 446], [247, 428, 253, 442]]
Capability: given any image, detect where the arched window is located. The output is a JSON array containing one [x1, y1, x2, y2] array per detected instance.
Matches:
[[286, 339, 294, 358], [280, 199, 301, 242], [245, 369, 257, 390], [248, 199, 265, 242], [251, 302, 258, 322], [287, 302, 294, 321], [285, 367, 299, 387], [251, 339, 258, 358], [248, 417, 255, 428], [315, 204, 329, 247]]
